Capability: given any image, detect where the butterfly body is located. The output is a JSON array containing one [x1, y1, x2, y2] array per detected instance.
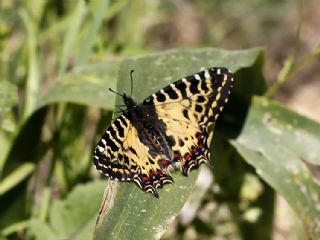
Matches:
[[124, 95, 174, 167], [94, 67, 234, 197]]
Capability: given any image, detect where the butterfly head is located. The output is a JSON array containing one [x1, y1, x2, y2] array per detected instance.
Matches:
[[123, 93, 137, 109], [109, 88, 137, 109]]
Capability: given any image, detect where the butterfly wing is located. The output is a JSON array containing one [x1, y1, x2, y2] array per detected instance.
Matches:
[[142, 67, 234, 175], [93, 114, 173, 197], [94, 67, 233, 197]]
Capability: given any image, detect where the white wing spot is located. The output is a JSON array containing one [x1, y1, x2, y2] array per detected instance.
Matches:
[[204, 70, 210, 79], [97, 146, 104, 153], [101, 139, 107, 145], [195, 74, 201, 80], [217, 68, 221, 74]]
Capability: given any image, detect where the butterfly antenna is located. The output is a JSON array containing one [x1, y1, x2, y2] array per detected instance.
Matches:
[[109, 88, 124, 97], [130, 70, 134, 96]]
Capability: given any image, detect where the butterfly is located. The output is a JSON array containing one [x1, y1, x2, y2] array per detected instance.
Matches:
[[93, 67, 234, 198]]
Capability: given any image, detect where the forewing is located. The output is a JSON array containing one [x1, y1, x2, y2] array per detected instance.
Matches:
[[93, 114, 173, 197], [143, 67, 234, 174]]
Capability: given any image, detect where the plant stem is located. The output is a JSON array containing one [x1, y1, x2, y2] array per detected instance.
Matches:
[[266, 42, 320, 98]]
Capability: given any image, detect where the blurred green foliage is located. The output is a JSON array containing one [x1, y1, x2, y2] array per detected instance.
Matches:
[[0, 0, 319, 240]]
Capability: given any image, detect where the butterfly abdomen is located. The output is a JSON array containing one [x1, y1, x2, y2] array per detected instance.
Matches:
[[139, 124, 173, 162]]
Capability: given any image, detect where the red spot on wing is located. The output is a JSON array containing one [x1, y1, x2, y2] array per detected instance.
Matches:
[[157, 169, 163, 177], [160, 159, 170, 166], [197, 132, 202, 140], [184, 153, 191, 160], [143, 176, 150, 182]]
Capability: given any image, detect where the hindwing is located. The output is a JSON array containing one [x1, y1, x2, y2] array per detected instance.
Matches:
[[93, 114, 173, 198]]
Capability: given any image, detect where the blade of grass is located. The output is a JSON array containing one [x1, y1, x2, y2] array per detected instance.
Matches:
[[104, 0, 128, 21], [19, 10, 41, 121], [39, 187, 51, 222], [0, 81, 18, 169], [55, 0, 87, 193], [0, 162, 35, 195], [1, 220, 30, 237], [77, 0, 110, 66], [58, 0, 86, 77]]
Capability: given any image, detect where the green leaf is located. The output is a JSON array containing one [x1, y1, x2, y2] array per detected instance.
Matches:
[[29, 180, 106, 240], [93, 47, 264, 239], [0, 162, 35, 195], [0, 81, 18, 168], [232, 96, 320, 239], [37, 62, 119, 110]]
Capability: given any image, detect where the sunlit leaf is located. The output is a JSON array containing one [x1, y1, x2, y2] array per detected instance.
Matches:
[[232, 96, 320, 239]]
